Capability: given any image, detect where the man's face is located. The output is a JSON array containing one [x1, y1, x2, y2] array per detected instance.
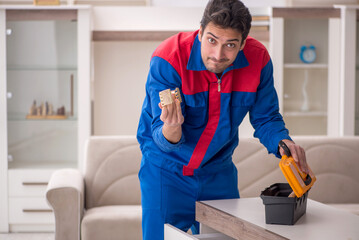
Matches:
[[198, 22, 246, 74]]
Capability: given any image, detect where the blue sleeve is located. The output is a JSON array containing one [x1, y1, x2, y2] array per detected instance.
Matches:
[[249, 58, 292, 158], [146, 56, 185, 152]]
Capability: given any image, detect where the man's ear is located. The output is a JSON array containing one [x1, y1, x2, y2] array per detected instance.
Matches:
[[239, 39, 246, 51], [198, 26, 203, 42]]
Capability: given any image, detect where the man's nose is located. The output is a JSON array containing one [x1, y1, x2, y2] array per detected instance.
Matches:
[[214, 46, 225, 61]]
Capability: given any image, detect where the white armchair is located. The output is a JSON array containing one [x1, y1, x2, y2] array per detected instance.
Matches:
[[46, 136, 142, 240]]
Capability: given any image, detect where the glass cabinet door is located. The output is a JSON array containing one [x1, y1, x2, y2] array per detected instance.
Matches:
[[6, 18, 78, 168], [282, 18, 329, 135]]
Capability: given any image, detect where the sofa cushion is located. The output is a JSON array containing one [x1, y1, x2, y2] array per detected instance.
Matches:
[[233, 137, 359, 205], [84, 136, 142, 209], [81, 205, 142, 240]]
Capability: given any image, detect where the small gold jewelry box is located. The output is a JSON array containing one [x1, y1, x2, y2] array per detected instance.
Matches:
[[159, 87, 182, 106]]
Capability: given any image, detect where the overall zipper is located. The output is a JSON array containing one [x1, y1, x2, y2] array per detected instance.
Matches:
[[184, 73, 222, 176], [217, 78, 221, 92]]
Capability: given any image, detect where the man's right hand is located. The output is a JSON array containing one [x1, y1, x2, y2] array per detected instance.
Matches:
[[159, 94, 184, 144]]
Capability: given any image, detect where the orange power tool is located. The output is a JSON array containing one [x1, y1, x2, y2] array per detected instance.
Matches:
[[279, 140, 316, 198]]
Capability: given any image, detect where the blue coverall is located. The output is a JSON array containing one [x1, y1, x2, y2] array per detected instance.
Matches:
[[137, 30, 291, 239]]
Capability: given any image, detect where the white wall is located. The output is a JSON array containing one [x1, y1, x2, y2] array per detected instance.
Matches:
[[93, 7, 204, 31], [92, 7, 203, 135], [93, 41, 160, 135], [92, 4, 358, 136]]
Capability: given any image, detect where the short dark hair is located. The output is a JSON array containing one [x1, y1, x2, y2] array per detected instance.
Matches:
[[200, 0, 252, 45]]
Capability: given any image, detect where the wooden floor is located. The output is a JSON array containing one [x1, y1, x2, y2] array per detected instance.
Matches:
[[0, 233, 54, 240]]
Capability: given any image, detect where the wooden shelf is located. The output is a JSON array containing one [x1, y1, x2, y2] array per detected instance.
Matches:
[[26, 115, 67, 120], [8, 112, 77, 121], [92, 30, 181, 41], [92, 8, 270, 42], [92, 26, 270, 42], [6, 9, 77, 21], [272, 7, 340, 19]]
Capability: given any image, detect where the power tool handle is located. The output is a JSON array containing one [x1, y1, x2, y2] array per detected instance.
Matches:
[[279, 140, 291, 157]]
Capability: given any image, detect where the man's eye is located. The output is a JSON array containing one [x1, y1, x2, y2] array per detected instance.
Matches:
[[227, 43, 235, 48], [208, 38, 215, 44]]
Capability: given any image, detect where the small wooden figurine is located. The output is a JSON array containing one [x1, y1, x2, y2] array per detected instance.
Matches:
[[28, 100, 37, 115], [41, 102, 46, 116], [26, 101, 67, 119], [57, 106, 65, 116]]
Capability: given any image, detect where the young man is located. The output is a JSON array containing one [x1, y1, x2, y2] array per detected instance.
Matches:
[[137, 0, 309, 239]]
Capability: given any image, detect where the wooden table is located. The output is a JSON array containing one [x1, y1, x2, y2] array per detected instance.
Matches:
[[196, 197, 359, 240]]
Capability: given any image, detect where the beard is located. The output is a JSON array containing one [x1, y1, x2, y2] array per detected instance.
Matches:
[[204, 57, 230, 73]]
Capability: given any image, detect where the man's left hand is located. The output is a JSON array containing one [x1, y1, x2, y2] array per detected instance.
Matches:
[[279, 139, 309, 174]]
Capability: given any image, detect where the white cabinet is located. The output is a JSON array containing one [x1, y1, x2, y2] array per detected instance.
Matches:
[[271, 6, 359, 136], [271, 7, 342, 136], [333, 5, 359, 136], [0, 5, 91, 232], [8, 169, 55, 232]]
